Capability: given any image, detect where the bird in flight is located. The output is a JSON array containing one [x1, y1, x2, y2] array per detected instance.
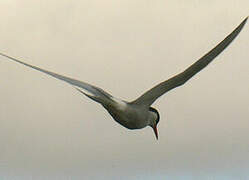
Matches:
[[0, 17, 247, 140]]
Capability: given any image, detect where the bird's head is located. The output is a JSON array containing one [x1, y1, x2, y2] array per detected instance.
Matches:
[[148, 107, 160, 140]]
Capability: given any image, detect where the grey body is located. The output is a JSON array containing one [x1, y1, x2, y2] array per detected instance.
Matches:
[[104, 101, 152, 129], [0, 17, 247, 138]]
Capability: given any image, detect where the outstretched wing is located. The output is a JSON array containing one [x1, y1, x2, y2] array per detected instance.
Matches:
[[0, 53, 113, 104], [132, 17, 248, 106]]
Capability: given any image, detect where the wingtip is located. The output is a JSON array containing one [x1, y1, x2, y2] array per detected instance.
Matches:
[[245, 16, 248, 22], [243, 16, 248, 25], [235, 16, 248, 34]]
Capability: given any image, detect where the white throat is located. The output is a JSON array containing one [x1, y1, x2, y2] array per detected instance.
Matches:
[[148, 110, 158, 126]]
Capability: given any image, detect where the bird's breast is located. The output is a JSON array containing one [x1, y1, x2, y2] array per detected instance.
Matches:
[[104, 101, 149, 130]]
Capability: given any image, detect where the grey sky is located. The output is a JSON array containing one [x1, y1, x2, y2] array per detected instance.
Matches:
[[0, 0, 248, 179]]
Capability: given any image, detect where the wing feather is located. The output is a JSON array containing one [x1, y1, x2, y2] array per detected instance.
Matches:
[[132, 17, 248, 106], [0, 53, 113, 104]]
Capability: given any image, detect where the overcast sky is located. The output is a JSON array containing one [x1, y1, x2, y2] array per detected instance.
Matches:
[[0, 0, 248, 179]]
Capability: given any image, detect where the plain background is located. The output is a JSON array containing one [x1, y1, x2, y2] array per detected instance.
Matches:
[[0, 0, 248, 179]]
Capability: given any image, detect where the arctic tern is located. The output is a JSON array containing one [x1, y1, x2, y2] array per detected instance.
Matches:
[[0, 17, 247, 140]]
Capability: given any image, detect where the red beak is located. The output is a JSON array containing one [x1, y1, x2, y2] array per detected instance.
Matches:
[[153, 124, 158, 140]]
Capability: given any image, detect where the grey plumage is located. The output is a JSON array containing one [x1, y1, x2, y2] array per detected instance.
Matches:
[[132, 17, 248, 106], [0, 17, 247, 140]]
